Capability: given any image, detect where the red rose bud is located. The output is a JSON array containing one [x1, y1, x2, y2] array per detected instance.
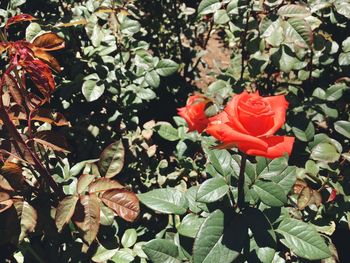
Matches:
[[177, 94, 210, 133], [327, 188, 337, 203], [206, 91, 295, 159]]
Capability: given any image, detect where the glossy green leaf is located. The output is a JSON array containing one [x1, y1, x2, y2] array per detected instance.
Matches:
[[252, 181, 287, 207], [156, 124, 179, 141], [278, 4, 311, 18], [334, 120, 350, 138], [311, 143, 340, 163], [82, 79, 105, 102], [122, 229, 137, 248], [196, 177, 229, 203], [145, 70, 160, 88], [143, 239, 181, 263], [193, 210, 247, 263], [138, 188, 188, 215], [277, 218, 331, 260], [98, 140, 125, 178], [198, 0, 221, 15], [156, 59, 179, 76], [178, 214, 205, 238]]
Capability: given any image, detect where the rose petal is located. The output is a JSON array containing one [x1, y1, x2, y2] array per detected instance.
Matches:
[[208, 111, 229, 124], [245, 136, 294, 159], [224, 92, 250, 133], [206, 123, 268, 151], [263, 95, 288, 136]]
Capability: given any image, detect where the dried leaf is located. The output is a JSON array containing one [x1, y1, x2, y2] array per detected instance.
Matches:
[[5, 14, 37, 29], [88, 178, 124, 193], [100, 189, 139, 222], [55, 195, 79, 232], [32, 32, 65, 51], [297, 187, 312, 210], [54, 19, 87, 28], [73, 194, 100, 245]]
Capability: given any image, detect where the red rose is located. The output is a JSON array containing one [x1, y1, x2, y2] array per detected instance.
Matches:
[[206, 91, 294, 159], [177, 94, 210, 133]]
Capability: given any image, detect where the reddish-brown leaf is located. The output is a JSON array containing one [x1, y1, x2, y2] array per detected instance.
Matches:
[[33, 130, 70, 153], [0, 174, 15, 192], [31, 47, 62, 72], [13, 200, 38, 241], [32, 108, 69, 126], [0, 43, 9, 55], [3, 73, 24, 106], [55, 195, 79, 232], [32, 32, 65, 51], [77, 174, 96, 194], [5, 14, 37, 29], [73, 194, 100, 245], [88, 178, 124, 193], [24, 59, 55, 100], [0, 192, 11, 202], [100, 189, 139, 222], [0, 199, 13, 213], [327, 188, 337, 203]]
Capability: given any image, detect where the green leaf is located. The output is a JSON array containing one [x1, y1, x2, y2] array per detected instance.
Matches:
[[156, 124, 179, 141], [25, 22, 41, 41], [122, 229, 137, 248], [252, 181, 287, 207], [283, 18, 312, 48], [334, 121, 350, 139], [193, 210, 247, 263], [120, 17, 141, 35], [277, 218, 332, 260], [325, 83, 347, 101], [261, 19, 284, 47], [196, 177, 229, 203], [138, 188, 188, 215], [204, 148, 236, 177], [278, 4, 311, 18], [178, 214, 205, 238], [272, 46, 299, 73], [111, 249, 135, 263], [292, 121, 315, 142], [335, 1, 350, 19], [310, 143, 340, 163], [214, 9, 230, 25], [156, 59, 179, 76], [342, 36, 350, 53], [98, 140, 125, 178], [143, 239, 181, 263], [145, 70, 160, 88], [82, 79, 105, 102], [92, 245, 118, 262], [339, 52, 350, 66], [198, 0, 221, 15], [55, 195, 79, 232]]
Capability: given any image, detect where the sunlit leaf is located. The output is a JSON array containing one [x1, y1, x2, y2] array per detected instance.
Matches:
[[55, 195, 79, 232], [98, 140, 125, 178], [101, 189, 140, 222]]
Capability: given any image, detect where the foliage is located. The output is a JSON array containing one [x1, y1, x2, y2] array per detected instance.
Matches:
[[0, 0, 349, 262]]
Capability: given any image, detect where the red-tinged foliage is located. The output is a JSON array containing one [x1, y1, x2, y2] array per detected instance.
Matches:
[[100, 189, 140, 222], [327, 189, 337, 203], [23, 59, 55, 100], [5, 14, 37, 29], [32, 32, 65, 51]]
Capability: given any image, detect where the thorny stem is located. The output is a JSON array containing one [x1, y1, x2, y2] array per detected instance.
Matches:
[[237, 153, 247, 209], [0, 79, 64, 199], [308, 48, 314, 85]]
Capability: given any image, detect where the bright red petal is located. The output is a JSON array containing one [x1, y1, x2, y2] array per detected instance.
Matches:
[[206, 123, 268, 151], [263, 95, 288, 136], [245, 136, 294, 159]]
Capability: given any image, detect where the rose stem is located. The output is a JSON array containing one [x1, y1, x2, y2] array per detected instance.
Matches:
[[237, 153, 247, 209]]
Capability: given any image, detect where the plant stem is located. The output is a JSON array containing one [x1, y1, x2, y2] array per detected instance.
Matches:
[[237, 153, 247, 209], [240, 5, 250, 81]]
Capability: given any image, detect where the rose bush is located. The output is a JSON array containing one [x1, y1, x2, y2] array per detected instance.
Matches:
[[206, 91, 295, 158]]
